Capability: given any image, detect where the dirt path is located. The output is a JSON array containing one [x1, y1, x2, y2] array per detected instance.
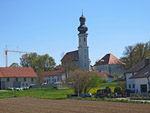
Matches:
[[0, 97, 150, 113]]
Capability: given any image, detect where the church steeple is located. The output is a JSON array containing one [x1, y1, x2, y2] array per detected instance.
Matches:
[[77, 13, 89, 70], [78, 13, 88, 34]]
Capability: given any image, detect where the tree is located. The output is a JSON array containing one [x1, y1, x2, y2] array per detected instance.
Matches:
[[20, 53, 56, 73], [121, 41, 150, 69], [66, 70, 100, 95], [9, 63, 20, 67], [36, 68, 45, 85]]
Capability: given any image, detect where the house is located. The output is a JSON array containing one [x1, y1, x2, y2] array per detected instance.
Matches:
[[0, 67, 37, 89], [93, 71, 113, 83], [125, 58, 150, 94], [43, 70, 66, 84], [93, 53, 125, 79], [61, 14, 90, 71]]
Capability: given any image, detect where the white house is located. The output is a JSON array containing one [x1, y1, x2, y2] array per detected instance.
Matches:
[[125, 58, 150, 95], [43, 70, 66, 84], [0, 67, 37, 89]]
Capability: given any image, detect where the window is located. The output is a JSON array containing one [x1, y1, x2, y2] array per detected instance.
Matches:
[[22, 83, 24, 87], [133, 84, 135, 88], [7, 78, 9, 82], [79, 38, 81, 42], [129, 84, 131, 88], [16, 78, 18, 82], [26, 83, 28, 87], [31, 78, 34, 82], [24, 78, 26, 82], [84, 38, 86, 42]]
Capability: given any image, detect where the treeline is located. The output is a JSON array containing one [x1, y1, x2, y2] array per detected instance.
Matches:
[[20, 53, 56, 73], [121, 41, 150, 70]]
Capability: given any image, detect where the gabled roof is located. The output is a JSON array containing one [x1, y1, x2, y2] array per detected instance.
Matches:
[[44, 70, 64, 77], [92, 71, 113, 78], [130, 64, 150, 79], [0, 67, 37, 78], [94, 53, 125, 66], [61, 50, 78, 63], [125, 59, 145, 73]]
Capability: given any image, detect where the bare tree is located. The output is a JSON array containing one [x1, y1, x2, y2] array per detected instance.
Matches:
[[66, 70, 100, 95]]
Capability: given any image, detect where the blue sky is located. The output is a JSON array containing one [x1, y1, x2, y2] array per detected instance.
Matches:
[[0, 0, 150, 67]]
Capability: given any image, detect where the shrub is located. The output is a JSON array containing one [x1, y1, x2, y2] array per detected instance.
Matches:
[[114, 86, 123, 95]]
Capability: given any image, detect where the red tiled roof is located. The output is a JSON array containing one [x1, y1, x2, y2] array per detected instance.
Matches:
[[61, 50, 78, 62], [94, 53, 125, 66], [54, 65, 62, 70], [92, 71, 112, 78], [0, 67, 37, 78], [44, 70, 64, 77]]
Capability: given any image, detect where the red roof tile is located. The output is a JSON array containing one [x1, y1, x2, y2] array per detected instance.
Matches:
[[61, 50, 78, 62], [44, 70, 64, 77], [0, 67, 37, 78], [94, 53, 125, 66], [54, 65, 62, 70], [92, 71, 110, 78]]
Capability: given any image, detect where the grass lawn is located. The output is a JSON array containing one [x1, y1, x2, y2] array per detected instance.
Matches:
[[0, 87, 74, 99], [0, 82, 118, 99]]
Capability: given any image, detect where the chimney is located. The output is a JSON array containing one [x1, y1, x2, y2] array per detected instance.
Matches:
[[145, 58, 149, 66]]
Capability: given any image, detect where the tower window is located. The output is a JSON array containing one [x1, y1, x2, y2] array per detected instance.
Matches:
[[84, 38, 86, 42], [79, 38, 81, 42]]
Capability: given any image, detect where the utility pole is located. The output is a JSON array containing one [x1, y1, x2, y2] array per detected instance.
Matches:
[[5, 49, 33, 67]]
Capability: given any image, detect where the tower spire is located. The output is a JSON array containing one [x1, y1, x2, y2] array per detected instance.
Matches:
[[78, 13, 88, 34], [82, 9, 83, 16]]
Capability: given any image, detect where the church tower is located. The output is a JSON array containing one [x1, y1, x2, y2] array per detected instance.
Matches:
[[78, 13, 89, 70]]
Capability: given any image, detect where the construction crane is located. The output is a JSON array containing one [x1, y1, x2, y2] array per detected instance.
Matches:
[[5, 49, 34, 67]]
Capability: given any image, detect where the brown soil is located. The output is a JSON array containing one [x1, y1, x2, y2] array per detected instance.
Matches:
[[0, 97, 150, 113]]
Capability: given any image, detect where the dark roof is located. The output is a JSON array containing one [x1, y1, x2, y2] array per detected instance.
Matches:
[[125, 60, 145, 73], [0, 67, 37, 78], [61, 50, 78, 63], [130, 64, 150, 79], [44, 70, 64, 77], [94, 53, 125, 66]]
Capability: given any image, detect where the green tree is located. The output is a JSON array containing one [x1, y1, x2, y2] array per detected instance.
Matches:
[[9, 63, 20, 67], [20, 53, 56, 72], [121, 41, 150, 69]]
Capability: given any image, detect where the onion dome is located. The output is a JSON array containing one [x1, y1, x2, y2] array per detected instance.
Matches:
[[78, 13, 88, 34]]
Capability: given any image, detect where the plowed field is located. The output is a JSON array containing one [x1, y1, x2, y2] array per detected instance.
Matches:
[[0, 97, 149, 113]]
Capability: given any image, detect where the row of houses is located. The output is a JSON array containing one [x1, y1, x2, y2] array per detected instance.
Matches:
[[0, 58, 150, 95], [0, 53, 124, 89]]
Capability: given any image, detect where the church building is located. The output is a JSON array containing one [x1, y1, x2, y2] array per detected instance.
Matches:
[[61, 14, 90, 70]]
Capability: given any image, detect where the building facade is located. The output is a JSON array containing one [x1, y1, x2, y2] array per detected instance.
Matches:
[[44, 70, 66, 84], [125, 59, 150, 94], [0, 67, 37, 89], [93, 53, 125, 78]]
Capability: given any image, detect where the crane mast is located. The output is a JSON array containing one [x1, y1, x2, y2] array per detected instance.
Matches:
[[5, 49, 33, 67]]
